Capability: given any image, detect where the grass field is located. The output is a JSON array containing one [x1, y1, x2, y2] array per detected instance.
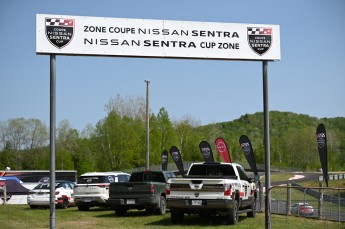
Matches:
[[0, 205, 343, 229]]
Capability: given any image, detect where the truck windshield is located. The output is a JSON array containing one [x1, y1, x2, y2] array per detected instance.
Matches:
[[188, 164, 236, 177], [130, 172, 165, 182]]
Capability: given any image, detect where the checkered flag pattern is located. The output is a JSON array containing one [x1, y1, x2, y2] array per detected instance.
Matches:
[[248, 28, 271, 35], [46, 18, 74, 27]]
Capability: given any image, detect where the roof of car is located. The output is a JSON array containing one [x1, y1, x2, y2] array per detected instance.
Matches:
[[191, 162, 243, 167], [294, 202, 311, 205]]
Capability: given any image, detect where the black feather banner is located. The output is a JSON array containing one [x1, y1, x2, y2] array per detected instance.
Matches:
[[239, 135, 258, 178], [316, 124, 328, 187], [199, 141, 214, 163], [169, 146, 185, 175], [161, 150, 168, 171]]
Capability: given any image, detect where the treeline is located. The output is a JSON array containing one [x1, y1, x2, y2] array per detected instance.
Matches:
[[0, 95, 204, 175], [1, 96, 344, 175], [198, 111, 345, 171]]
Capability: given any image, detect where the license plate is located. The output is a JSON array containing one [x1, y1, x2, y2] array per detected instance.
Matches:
[[83, 198, 91, 202], [126, 199, 135, 204], [192, 200, 202, 206]]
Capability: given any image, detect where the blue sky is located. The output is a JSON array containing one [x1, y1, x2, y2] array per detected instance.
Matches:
[[1, 0, 344, 131]]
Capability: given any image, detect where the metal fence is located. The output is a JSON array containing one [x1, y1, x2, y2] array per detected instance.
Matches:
[[266, 184, 345, 228]]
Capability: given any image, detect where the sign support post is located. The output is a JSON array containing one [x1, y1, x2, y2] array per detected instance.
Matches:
[[50, 54, 56, 229], [263, 60, 271, 229], [145, 80, 150, 170]]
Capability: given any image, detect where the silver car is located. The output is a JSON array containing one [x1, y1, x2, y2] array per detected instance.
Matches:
[[27, 180, 75, 209], [291, 203, 314, 216]]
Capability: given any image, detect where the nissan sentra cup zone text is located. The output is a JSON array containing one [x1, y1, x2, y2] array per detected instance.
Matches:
[[73, 171, 130, 211], [27, 180, 75, 209]]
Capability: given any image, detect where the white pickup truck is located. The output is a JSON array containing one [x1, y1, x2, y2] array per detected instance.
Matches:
[[166, 162, 257, 224]]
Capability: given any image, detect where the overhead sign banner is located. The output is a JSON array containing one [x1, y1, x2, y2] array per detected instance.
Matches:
[[36, 14, 281, 61]]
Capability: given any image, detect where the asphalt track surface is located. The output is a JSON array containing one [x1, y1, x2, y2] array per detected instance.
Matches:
[[270, 172, 320, 186]]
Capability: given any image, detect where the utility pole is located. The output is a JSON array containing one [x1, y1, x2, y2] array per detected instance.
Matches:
[[145, 80, 150, 170]]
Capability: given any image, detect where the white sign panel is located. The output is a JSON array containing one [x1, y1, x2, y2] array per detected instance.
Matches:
[[36, 14, 281, 61]]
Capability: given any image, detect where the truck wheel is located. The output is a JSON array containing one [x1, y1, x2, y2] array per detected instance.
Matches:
[[116, 208, 127, 216], [247, 198, 256, 218], [155, 196, 166, 215], [171, 209, 184, 224], [227, 199, 239, 225], [78, 205, 90, 211]]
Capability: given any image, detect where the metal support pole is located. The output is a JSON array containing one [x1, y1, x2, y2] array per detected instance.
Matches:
[[2, 184, 7, 205], [338, 190, 340, 228], [318, 182, 323, 219], [263, 61, 271, 229], [259, 181, 263, 212], [50, 55, 56, 229], [286, 183, 291, 215], [145, 80, 150, 170]]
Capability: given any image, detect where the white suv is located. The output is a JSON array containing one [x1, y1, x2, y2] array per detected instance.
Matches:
[[74, 171, 130, 211]]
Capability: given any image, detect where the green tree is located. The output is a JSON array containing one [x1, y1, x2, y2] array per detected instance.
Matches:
[[174, 116, 202, 162], [93, 111, 145, 171], [0, 118, 48, 170], [149, 107, 178, 166], [22, 119, 49, 169]]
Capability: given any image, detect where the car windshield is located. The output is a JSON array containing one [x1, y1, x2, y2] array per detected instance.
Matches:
[[34, 182, 60, 190], [77, 176, 114, 184], [294, 203, 312, 209]]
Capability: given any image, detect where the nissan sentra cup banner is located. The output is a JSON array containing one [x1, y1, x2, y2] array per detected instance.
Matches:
[[316, 124, 328, 187], [36, 14, 281, 61], [169, 146, 185, 175], [215, 137, 231, 163], [199, 141, 214, 163], [239, 135, 258, 178]]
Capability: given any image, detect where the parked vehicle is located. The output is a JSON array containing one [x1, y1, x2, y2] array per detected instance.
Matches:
[[107, 170, 176, 216], [291, 203, 314, 216], [166, 162, 257, 224], [27, 180, 75, 209], [74, 171, 130, 211]]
